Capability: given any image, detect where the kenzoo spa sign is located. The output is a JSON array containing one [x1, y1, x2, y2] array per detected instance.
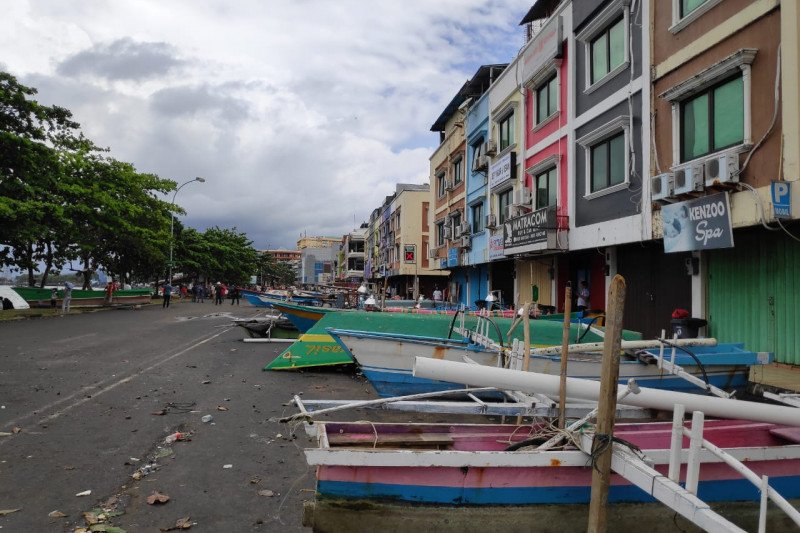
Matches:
[[662, 193, 734, 253], [503, 206, 562, 254]]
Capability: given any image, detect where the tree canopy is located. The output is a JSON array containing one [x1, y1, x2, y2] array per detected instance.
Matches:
[[0, 71, 269, 288]]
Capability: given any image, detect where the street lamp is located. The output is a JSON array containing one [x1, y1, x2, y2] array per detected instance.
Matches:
[[168, 176, 205, 282]]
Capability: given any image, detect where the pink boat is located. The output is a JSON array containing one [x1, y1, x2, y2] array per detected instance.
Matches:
[[305, 420, 800, 506]]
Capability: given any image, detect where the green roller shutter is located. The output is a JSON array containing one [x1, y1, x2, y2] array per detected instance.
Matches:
[[707, 229, 800, 364]]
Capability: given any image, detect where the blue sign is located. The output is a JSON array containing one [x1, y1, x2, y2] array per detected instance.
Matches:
[[447, 247, 459, 267], [771, 181, 791, 220]]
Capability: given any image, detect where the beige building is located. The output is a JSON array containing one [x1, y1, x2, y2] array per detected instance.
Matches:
[[297, 236, 340, 249]]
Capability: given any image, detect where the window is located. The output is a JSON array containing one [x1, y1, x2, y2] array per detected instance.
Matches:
[[535, 167, 558, 209], [471, 203, 484, 233], [681, 75, 743, 162], [680, 0, 707, 18], [453, 158, 463, 185], [471, 141, 485, 171], [590, 132, 625, 193], [536, 74, 558, 125], [451, 212, 461, 234], [497, 189, 513, 224], [436, 221, 445, 247], [499, 112, 514, 151], [590, 17, 625, 85], [437, 172, 446, 197]]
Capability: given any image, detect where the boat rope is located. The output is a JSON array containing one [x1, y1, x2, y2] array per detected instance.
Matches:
[[587, 433, 645, 472], [653, 338, 712, 393]]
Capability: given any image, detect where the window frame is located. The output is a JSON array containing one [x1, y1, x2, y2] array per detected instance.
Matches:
[[670, 0, 722, 34], [435, 220, 445, 247], [470, 202, 484, 234], [498, 112, 514, 152], [452, 157, 463, 185], [535, 73, 559, 127], [576, 0, 630, 94], [589, 16, 625, 86], [534, 166, 559, 210], [576, 115, 630, 200], [471, 139, 485, 173], [436, 171, 446, 198], [679, 73, 744, 163], [497, 187, 514, 225]]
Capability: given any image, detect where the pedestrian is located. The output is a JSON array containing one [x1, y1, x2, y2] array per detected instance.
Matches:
[[432, 285, 443, 307], [230, 286, 240, 306], [1, 297, 13, 310], [163, 281, 173, 308], [62, 281, 74, 315], [195, 283, 204, 303], [104, 281, 115, 305], [576, 280, 590, 313], [50, 288, 58, 309], [180, 284, 188, 300], [214, 282, 223, 305]]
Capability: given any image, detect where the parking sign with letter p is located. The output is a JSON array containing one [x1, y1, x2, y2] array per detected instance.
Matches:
[[771, 181, 791, 220]]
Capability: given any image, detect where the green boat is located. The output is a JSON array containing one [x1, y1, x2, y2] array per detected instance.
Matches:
[[264, 309, 641, 370], [12, 286, 153, 308]]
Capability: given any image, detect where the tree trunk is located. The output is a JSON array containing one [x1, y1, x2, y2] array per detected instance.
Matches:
[[39, 242, 54, 288]]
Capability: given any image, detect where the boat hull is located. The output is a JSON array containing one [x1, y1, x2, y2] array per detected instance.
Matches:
[[12, 287, 152, 308]]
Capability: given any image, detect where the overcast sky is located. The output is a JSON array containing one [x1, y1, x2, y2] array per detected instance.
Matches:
[[2, 0, 530, 249]]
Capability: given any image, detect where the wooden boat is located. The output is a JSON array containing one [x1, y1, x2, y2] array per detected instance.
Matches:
[[305, 419, 800, 507], [327, 329, 769, 397], [12, 286, 152, 308]]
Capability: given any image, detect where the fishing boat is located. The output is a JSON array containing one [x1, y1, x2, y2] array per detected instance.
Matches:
[[306, 419, 800, 504], [11, 286, 152, 308], [327, 329, 769, 397], [233, 315, 297, 338]]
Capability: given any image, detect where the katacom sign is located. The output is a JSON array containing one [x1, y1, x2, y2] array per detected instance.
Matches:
[[662, 193, 734, 253], [503, 206, 561, 254]]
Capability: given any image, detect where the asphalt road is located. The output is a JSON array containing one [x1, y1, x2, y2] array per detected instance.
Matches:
[[0, 300, 373, 532]]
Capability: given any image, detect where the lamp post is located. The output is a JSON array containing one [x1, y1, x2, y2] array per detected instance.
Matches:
[[168, 177, 205, 283]]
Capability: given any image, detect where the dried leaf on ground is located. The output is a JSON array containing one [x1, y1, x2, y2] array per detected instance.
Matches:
[[159, 516, 194, 531], [49, 510, 67, 518], [151, 410, 166, 416], [89, 525, 127, 533], [146, 491, 170, 505], [12, 426, 22, 433], [0, 509, 20, 516], [249, 476, 261, 484], [216, 406, 228, 411], [83, 511, 99, 524]]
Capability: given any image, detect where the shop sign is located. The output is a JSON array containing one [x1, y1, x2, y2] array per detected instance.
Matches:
[[662, 192, 734, 253], [488, 234, 505, 260], [489, 152, 515, 189], [503, 206, 555, 250], [439, 258, 448, 270], [447, 247, 459, 267], [521, 14, 562, 83], [772, 181, 792, 219]]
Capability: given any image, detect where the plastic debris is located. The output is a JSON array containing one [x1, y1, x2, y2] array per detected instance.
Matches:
[[201, 415, 213, 423], [0, 509, 20, 516], [76, 490, 92, 497], [216, 406, 228, 411], [49, 510, 67, 518], [222, 464, 233, 469], [257, 489, 275, 497], [164, 432, 188, 444]]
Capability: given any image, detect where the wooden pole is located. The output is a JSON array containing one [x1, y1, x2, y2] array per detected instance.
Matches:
[[517, 302, 532, 424], [587, 274, 626, 533], [558, 284, 572, 429]]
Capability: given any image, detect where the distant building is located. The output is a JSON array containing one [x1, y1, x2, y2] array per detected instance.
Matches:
[[296, 237, 339, 285], [297, 236, 341, 249], [263, 249, 301, 263], [336, 226, 367, 283]]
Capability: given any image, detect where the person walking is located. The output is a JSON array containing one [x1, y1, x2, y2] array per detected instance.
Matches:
[[162, 281, 173, 308], [576, 280, 590, 313], [214, 282, 224, 305], [230, 286, 240, 306], [62, 281, 74, 315], [432, 286, 443, 308]]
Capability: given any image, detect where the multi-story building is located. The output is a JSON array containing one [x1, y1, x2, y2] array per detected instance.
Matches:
[[336, 226, 367, 283], [371, 184, 446, 299], [263, 249, 300, 264], [296, 236, 339, 285], [650, 0, 799, 362]]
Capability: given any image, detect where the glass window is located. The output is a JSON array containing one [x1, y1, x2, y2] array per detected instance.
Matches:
[[535, 167, 558, 209], [590, 18, 625, 85], [437, 172, 446, 196], [471, 203, 484, 233], [589, 132, 626, 193], [536, 74, 558, 125], [680, 75, 743, 161], [498, 189, 513, 224], [471, 141, 484, 171], [680, 0, 707, 18], [499, 112, 514, 151], [453, 158, 463, 184], [436, 222, 445, 246]]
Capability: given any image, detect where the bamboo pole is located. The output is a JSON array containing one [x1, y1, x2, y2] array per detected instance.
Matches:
[[587, 274, 626, 533], [517, 302, 532, 424], [558, 284, 572, 429]]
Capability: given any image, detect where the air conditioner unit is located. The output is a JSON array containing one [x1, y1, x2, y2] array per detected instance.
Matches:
[[454, 225, 463, 238], [444, 179, 454, 191], [460, 235, 472, 249], [651, 172, 674, 202], [428, 249, 438, 259], [485, 214, 497, 228], [513, 187, 532, 206], [704, 151, 740, 187], [485, 139, 498, 156], [459, 221, 470, 235], [672, 162, 704, 195], [472, 155, 488, 172], [443, 226, 452, 239]]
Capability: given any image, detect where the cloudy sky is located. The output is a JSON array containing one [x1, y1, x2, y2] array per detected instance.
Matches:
[[2, 0, 530, 248]]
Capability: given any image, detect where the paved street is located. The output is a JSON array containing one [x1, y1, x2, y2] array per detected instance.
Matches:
[[0, 301, 372, 532]]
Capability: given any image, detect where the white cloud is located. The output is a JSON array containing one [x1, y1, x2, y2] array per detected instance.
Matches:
[[2, 0, 530, 248]]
